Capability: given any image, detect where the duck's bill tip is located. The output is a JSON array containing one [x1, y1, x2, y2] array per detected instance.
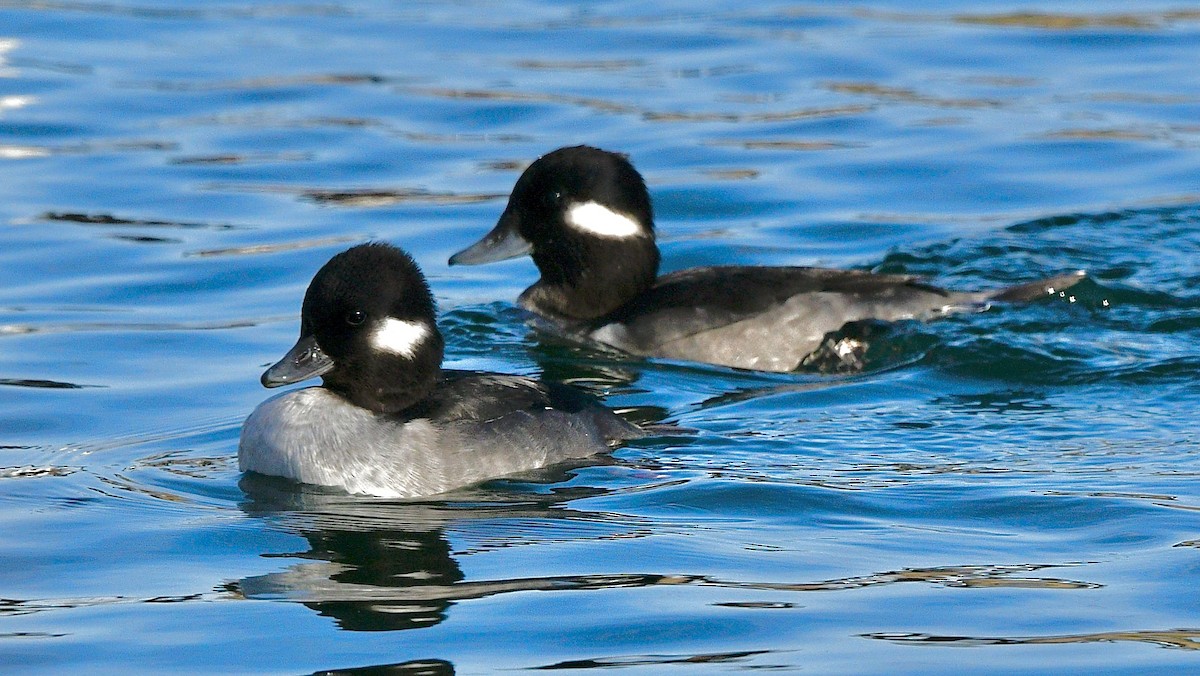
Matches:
[[448, 218, 531, 266], [261, 335, 335, 388]]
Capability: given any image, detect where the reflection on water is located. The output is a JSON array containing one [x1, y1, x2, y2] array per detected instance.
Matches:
[[316, 658, 455, 676], [40, 211, 242, 230], [235, 474, 630, 631], [950, 10, 1200, 30], [867, 629, 1200, 651], [0, 378, 90, 389], [824, 82, 1003, 109], [531, 649, 775, 670], [235, 475, 1102, 635]]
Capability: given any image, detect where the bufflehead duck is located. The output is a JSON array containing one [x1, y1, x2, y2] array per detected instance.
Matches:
[[238, 242, 644, 498], [450, 145, 1085, 372]]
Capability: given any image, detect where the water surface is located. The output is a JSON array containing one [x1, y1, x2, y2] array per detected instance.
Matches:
[[2, 2, 1199, 673]]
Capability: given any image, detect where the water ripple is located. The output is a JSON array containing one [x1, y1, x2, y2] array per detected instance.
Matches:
[[206, 183, 505, 207], [866, 628, 1200, 651], [2, 0, 1199, 670], [532, 649, 774, 670]]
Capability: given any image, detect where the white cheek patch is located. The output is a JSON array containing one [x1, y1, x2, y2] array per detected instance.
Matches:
[[370, 318, 431, 358], [564, 200, 643, 239]]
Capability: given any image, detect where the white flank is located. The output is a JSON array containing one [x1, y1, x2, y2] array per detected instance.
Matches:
[[564, 200, 642, 239], [370, 318, 430, 358]]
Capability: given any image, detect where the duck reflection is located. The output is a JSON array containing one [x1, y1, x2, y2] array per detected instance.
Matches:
[[234, 471, 638, 633]]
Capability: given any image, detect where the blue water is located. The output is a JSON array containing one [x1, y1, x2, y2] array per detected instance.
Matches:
[[2, 1, 1199, 673]]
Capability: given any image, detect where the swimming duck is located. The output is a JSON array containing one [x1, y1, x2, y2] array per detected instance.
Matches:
[[239, 242, 644, 498], [450, 145, 1085, 372]]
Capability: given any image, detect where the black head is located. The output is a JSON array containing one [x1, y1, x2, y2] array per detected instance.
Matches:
[[262, 242, 445, 414], [505, 145, 655, 243], [450, 146, 660, 320]]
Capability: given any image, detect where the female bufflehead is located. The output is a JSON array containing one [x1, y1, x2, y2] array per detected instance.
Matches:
[[239, 242, 644, 498], [450, 145, 1085, 372]]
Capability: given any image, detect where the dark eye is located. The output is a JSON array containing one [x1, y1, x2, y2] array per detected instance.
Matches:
[[542, 190, 562, 209], [345, 310, 366, 326]]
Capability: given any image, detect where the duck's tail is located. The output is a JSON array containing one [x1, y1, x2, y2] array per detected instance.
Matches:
[[987, 270, 1087, 303]]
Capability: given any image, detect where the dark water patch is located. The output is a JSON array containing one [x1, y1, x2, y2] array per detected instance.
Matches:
[[699, 168, 759, 180], [645, 104, 873, 124], [838, 7, 1200, 32], [211, 4, 356, 20], [0, 140, 176, 158], [514, 58, 645, 72], [0, 121, 92, 140], [133, 73, 393, 92], [533, 649, 774, 670], [0, 317, 280, 336], [168, 151, 312, 166], [39, 211, 240, 231], [400, 85, 638, 115], [713, 600, 798, 609], [950, 11, 1200, 31], [476, 159, 528, 172], [692, 377, 850, 412], [173, 112, 386, 129], [301, 188, 504, 207], [186, 236, 362, 258], [110, 234, 178, 244], [0, 378, 93, 389], [133, 451, 229, 480], [824, 81, 1004, 109], [707, 138, 858, 151], [1104, 356, 1200, 386], [94, 473, 202, 505], [205, 184, 505, 207], [1038, 125, 1200, 147], [314, 658, 454, 676], [927, 323, 1200, 388], [0, 593, 210, 618], [1008, 209, 1141, 233], [1044, 489, 1178, 502], [398, 131, 534, 145], [866, 628, 1200, 650], [1081, 92, 1199, 105]]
